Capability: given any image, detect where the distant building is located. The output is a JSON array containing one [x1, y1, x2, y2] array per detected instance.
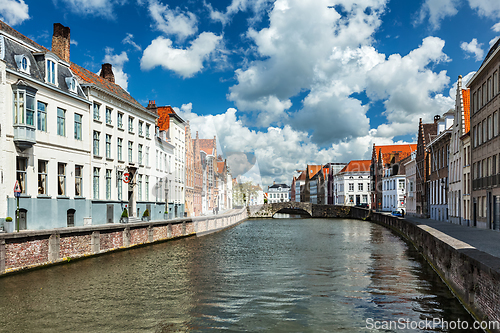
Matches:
[[291, 171, 306, 202], [469, 38, 500, 229], [428, 110, 453, 222], [334, 160, 371, 206], [405, 152, 417, 216], [267, 182, 290, 203], [415, 118, 438, 218]]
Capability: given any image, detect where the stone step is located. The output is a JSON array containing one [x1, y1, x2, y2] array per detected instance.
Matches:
[[127, 217, 142, 224]]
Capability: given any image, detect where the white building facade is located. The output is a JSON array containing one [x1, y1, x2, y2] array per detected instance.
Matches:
[[405, 152, 417, 215], [267, 183, 290, 203], [333, 161, 371, 206]]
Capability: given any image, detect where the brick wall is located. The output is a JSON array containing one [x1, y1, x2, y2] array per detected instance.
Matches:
[[100, 231, 123, 251], [5, 238, 49, 269], [60, 234, 92, 258]]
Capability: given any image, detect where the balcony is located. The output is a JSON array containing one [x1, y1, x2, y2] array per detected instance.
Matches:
[[14, 124, 36, 149]]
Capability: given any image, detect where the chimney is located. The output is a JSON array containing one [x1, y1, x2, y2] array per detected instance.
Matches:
[[100, 63, 115, 83], [52, 23, 70, 62], [434, 115, 441, 124], [147, 100, 157, 110]]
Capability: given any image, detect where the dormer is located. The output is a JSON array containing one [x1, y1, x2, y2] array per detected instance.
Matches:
[[14, 54, 31, 74], [65, 76, 78, 93], [45, 53, 59, 86]]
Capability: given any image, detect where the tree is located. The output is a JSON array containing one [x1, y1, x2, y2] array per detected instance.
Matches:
[[233, 181, 259, 206]]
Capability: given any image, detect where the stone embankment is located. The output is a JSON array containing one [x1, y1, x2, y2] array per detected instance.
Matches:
[[365, 208, 500, 333], [0, 208, 247, 276]]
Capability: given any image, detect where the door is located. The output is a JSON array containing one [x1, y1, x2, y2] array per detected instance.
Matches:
[[67, 209, 75, 227], [19, 209, 27, 230], [107, 204, 113, 224]]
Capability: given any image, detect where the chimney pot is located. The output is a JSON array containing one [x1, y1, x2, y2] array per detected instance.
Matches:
[[100, 63, 115, 83], [52, 23, 70, 62]]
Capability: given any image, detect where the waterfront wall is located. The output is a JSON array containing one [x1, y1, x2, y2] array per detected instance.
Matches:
[[366, 209, 500, 332], [0, 208, 247, 276]]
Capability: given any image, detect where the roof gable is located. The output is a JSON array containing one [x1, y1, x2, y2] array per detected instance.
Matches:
[[341, 160, 371, 173]]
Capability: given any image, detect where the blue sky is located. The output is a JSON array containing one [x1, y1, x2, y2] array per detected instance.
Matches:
[[2, 0, 500, 186]]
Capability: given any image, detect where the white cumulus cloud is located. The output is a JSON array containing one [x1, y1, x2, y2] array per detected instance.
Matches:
[[140, 32, 222, 78], [468, 0, 500, 19], [416, 0, 460, 30], [461, 38, 484, 61], [148, 0, 198, 40], [122, 33, 141, 51], [0, 0, 29, 26]]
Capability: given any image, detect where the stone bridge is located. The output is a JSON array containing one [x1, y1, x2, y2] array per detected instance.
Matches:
[[247, 203, 370, 219]]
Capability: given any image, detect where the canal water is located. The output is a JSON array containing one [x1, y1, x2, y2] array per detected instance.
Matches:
[[0, 218, 480, 332]]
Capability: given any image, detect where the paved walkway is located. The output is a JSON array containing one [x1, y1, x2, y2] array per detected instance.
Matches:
[[399, 214, 500, 259]]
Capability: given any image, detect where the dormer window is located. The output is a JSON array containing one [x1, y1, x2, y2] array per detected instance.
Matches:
[[47, 60, 56, 84], [14, 55, 30, 74], [65, 77, 77, 93]]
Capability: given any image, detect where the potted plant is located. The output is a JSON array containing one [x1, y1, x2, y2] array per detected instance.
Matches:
[[4, 217, 14, 233], [120, 208, 129, 223], [163, 210, 169, 220], [142, 209, 150, 221]]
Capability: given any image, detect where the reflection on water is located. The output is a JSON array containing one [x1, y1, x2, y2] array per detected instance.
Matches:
[[0, 219, 478, 332]]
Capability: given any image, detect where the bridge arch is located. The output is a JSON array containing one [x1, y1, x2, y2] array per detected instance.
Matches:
[[272, 207, 311, 217]]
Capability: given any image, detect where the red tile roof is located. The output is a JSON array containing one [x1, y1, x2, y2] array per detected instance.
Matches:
[[217, 161, 225, 174], [374, 144, 417, 165], [199, 139, 215, 155], [297, 171, 306, 181], [462, 89, 470, 133], [307, 165, 322, 179], [340, 160, 371, 173]]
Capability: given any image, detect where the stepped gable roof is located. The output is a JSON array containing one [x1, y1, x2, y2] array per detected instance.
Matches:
[[373, 144, 417, 165], [0, 20, 48, 52], [199, 139, 215, 155], [70, 62, 155, 117], [340, 160, 371, 173], [463, 89, 470, 133]]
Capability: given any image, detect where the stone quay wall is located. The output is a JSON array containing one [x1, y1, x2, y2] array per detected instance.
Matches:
[[0, 208, 247, 276], [365, 208, 500, 332]]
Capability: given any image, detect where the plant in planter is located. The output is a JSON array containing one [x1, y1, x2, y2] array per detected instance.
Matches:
[[164, 210, 169, 220], [4, 217, 14, 233], [142, 209, 150, 221], [121, 208, 129, 223]]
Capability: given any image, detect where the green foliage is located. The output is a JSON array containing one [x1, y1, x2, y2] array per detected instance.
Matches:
[[264, 198, 268, 204], [142, 209, 149, 217], [5, 217, 13, 222], [121, 209, 129, 218]]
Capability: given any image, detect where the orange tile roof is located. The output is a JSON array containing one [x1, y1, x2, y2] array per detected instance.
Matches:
[[199, 139, 215, 155], [297, 171, 306, 181], [374, 144, 417, 165], [217, 161, 225, 174], [322, 167, 329, 179], [307, 165, 322, 179], [340, 160, 371, 172], [463, 89, 470, 133]]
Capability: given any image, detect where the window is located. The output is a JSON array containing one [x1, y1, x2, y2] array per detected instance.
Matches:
[[399, 179, 405, 189], [483, 82, 486, 106], [139, 121, 143, 136], [75, 165, 82, 197], [66, 77, 77, 93], [479, 87, 482, 108], [349, 183, 354, 192], [117, 112, 123, 129], [128, 116, 134, 133], [483, 120, 487, 143], [362, 195, 367, 203], [138, 174, 142, 201], [488, 115, 492, 140], [494, 72, 498, 96], [106, 169, 112, 200], [473, 92, 477, 113], [146, 147, 150, 167], [117, 171, 123, 201], [93, 131, 100, 156], [47, 59, 56, 84], [106, 107, 112, 125], [74, 114, 82, 140], [13, 86, 36, 126], [488, 77, 492, 101], [138, 144, 143, 165], [146, 124, 150, 138], [37, 101, 47, 131], [494, 111, 498, 137], [358, 183, 363, 191], [57, 108, 65, 136], [156, 151, 159, 170], [16, 157, 27, 194], [349, 195, 354, 203], [145, 176, 149, 201], [93, 103, 100, 120], [93, 168, 100, 199], [38, 160, 47, 195], [58, 163, 66, 196], [117, 138, 123, 161], [128, 141, 133, 163], [15, 54, 30, 73], [106, 134, 112, 159]]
